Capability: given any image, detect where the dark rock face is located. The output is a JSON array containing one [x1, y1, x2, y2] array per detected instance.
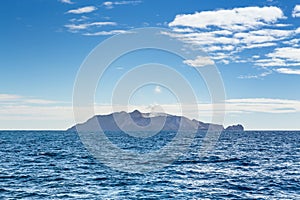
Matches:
[[225, 124, 244, 132], [67, 110, 243, 132]]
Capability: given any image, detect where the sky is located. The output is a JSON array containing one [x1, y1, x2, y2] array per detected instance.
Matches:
[[0, 0, 300, 130]]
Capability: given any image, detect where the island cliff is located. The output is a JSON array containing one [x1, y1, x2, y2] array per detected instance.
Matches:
[[225, 124, 244, 132], [67, 110, 244, 132]]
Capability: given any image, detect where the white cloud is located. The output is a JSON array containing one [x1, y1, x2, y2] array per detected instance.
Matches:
[[90, 98, 300, 121], [83, 30, 131, 36], [0, 94, 22, 103], [255, 58, 288, 67], [116, 66, 124, 70], [221, 60, 229, 64], [251, 29, 294, 37], [103, 1, 113, 7], [0, 94, 62, 105], [0, 105, 73, 120], [166, 5, 300, 72], [275, 68, 300, 75], [59, 0, 74, 4], [65, 21, 116, 30], [244, 42, 277, 49], [69, 16, 90, 23], [238, 70, 272, 79], [103, 1, 142, 9], [255, 47, 300, 67], [169, 6, 285, 31], [0, 94, 22, 101], [154, 86, 162, 93], [209, 52, 233, 60], [0, 94, 73, 129], [67, 6, 97, 14], [172, 27, 195, 33], [234, 29, 294, 45], [24, 99, 58, 104], [1, 94, 300, 129], [108, 98, 300, 115], [292, 5, 300, 17], [267, 47, 300, 62], [164, 23, 297, 55], [274, 23, 292, 27], [225, 98, 300, 113], [183, 56, 215, 67], [205, 45, 234, 52], [283, 38, 300, 47]]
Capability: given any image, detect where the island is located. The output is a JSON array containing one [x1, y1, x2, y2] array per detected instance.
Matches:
[[67, 110, 244, 132], [225, 124, 244, 132]]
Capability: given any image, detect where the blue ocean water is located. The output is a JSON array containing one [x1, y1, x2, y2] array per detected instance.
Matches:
[[0, 131, 299, 199]]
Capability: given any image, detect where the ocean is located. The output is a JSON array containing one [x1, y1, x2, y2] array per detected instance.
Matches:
[[0, 131, 299, 199]]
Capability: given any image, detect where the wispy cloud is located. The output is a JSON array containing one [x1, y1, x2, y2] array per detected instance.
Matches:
[[255, 47, 300, 67], [238, 70, 272, 79], [59, 0, 74, 4], [267, 47, 300, 63], [69, 16, 90, 23], [169, 6, 285, 31], [83, 30, 131, 36], [1, 93, 300, 129], [225, 98, 300, 113], [275, 68, 300, 75], [283, 38, 300, 47], [0, 94, 72, 129], [154, 86, 162, 94], [0, 94, 62, 105], [183, 56, 215, 67], [92, 98, 300, 119], [166, 7, 295, 55], [67, 6, 97, 14], [166, 6, 300, 77], [102, 1, 142, 9], [292, 5, 300, 17], [65, 21, 116, 30], [24, 99, 59, 104], [70, 98, 300, 124], [0, 105, 73, 121], [0, 94, 22, 101]]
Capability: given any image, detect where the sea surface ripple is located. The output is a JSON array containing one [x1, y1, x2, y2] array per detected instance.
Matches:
[[0, 131, 299, 199]]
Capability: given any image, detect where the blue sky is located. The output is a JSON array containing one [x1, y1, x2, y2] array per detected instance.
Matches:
[[0, 0, 300, 130]]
